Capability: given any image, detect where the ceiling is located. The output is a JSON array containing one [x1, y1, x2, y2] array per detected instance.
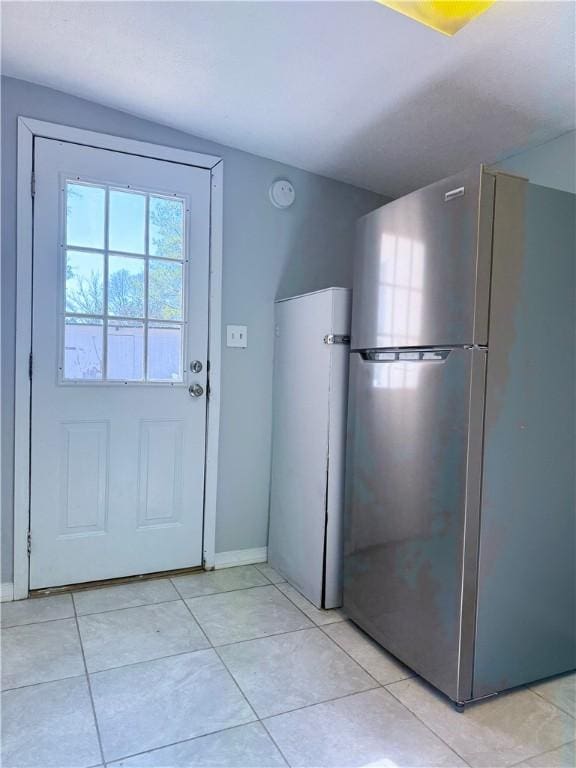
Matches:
[[2, 1, 574, 197]]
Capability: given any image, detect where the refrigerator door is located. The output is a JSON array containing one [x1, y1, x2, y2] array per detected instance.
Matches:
[[343, 347, 486, 702], [351, 166, 495, 350]]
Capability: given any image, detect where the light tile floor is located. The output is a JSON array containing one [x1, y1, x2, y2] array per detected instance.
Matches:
[[1, 563, 574, 768]]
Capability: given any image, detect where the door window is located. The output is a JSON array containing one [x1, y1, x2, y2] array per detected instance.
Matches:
[[62, 181, 186, 383]]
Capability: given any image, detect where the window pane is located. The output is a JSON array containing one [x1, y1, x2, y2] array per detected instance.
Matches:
[[148, 260, 183, 320], [66, 183, 105, 249], [65, 251, 104, 314], [64, 318, 103, 380], [148, 324, 183, 381], [107, 321, 144, 381], [109, 190, 146, 254], [149, 197, 184, 259], [108, 255, 145, 318]]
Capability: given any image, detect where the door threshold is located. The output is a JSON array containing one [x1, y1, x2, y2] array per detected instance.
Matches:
[[29, 565, 205, 597]]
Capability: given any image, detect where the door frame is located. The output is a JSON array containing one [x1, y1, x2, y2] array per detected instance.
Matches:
[[14, 117, 223, 599]]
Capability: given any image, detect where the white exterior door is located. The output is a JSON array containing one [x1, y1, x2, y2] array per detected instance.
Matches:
[[29, 138, 211, 589]]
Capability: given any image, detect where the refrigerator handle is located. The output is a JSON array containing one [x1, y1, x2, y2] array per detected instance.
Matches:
[[360, 350, 452, 363]]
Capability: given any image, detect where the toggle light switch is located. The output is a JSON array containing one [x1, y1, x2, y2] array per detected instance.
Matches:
[[227, 325, 248, 348]]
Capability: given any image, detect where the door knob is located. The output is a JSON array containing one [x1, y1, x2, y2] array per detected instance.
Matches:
[[189, 383, 204, 398]]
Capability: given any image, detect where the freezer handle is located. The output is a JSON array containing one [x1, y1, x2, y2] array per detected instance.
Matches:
[[360, 349, 451, 363]]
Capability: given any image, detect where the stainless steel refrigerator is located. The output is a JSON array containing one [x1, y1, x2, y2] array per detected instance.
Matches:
[[343, 165, 575, 708]]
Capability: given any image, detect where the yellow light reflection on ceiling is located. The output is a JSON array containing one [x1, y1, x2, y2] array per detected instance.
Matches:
[[376, 1, 497, 36]]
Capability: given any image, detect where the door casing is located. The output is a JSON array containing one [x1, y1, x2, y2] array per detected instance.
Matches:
[[13, 117, 223, 599]]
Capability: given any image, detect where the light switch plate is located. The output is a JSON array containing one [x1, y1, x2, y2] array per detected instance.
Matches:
[[227, 325, 248, 348]]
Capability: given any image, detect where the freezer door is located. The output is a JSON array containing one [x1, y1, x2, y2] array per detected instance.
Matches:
[[351, 166, 495, 350], [343, 348, 486, 702]]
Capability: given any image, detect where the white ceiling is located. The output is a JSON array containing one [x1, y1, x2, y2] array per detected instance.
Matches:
[[2, 1, 574, 197]]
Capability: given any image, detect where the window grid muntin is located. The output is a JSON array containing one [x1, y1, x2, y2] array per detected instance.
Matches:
[[62, 179, 187, 384]]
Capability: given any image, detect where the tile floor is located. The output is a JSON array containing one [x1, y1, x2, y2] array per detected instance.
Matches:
[[1, 563, 574, 768]]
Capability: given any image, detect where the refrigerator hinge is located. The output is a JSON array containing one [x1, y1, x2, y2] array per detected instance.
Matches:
[[31, 171, 36, 198], [324, 334, 350, 345], [27, 530, 32, 556]]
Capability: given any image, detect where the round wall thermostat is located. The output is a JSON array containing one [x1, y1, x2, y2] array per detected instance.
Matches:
[[269, 179, 295, 209]]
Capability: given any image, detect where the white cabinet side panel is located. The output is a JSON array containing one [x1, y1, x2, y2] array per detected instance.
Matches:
[[268, 291, 333, 607], [269, 289, 350, 609]]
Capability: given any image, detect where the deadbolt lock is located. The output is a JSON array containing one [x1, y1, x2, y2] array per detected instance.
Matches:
[[190, 360, 203, 373]]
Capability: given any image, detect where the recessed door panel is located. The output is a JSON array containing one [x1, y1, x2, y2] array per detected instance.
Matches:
[[59, 421, 109, 535], [138, 419, 184, 527]]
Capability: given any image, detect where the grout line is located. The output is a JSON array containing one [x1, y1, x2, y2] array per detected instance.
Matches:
[[216, 624, 321, 651], [105, 722, 285, 767], [255, 680, 382, 722], [1, 613, 77, 630], [176, 580, 295, 766], [252, 562, 287, 584], [212, 646, 259, 718], [72, 592, 107, 768], [260, 685, 384, 723], [508, 740, 576, 767], [271, 582, 345, 627], [209, 623, 317, 648], [169, 574, 273, 600], [168, 577, 187, 600], [177, 584, 261, 733], [257, 721, 291, 767], [529, 684, 576, 720], [1, 672, 86, 694], [211, 647, 290, 767], [181, 582, 278, 602], [3, 597, 185, 627], [74, 596, 182, 619], [316, 623, 389, 689], [317, 621, 415, 687], [214, 627, 381, 722], [83, 646, 214, 677], [384, 680, 472, 766], [176, 586, 212, 642]]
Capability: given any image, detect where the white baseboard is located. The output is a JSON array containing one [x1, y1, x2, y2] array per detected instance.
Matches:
[[0, 583, 14, 602], [214, 547, 267, 569]]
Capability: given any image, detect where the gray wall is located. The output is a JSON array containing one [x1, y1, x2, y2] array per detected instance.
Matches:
[[1, 76, 385, 582], [494, 130, 576, 194]]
